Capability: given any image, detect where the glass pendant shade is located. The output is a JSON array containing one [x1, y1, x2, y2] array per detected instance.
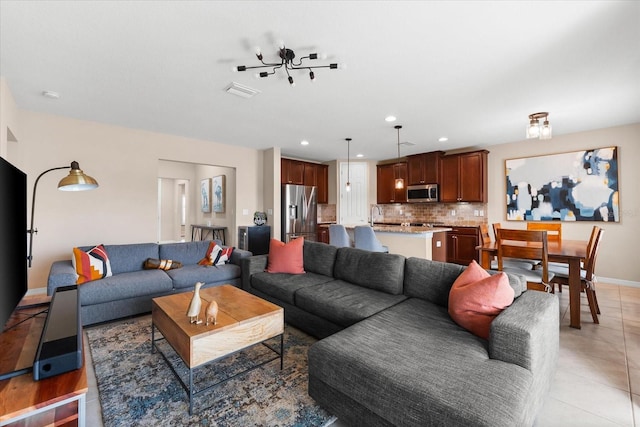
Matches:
[[526, 119, 540, 139], [539, 120, 552, 140], [395, 178, 404, 190], [345, 182, 351, 192]]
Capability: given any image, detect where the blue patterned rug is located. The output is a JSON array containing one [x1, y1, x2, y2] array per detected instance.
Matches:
[[86, 315, 336, 426]]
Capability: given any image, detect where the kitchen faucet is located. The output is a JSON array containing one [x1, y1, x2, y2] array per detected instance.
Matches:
[[370, 205, 382, 226]]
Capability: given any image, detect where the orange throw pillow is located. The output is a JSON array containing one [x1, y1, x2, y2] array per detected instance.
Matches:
[[265, 237, 305, 274], [448, 260, 514, 340]]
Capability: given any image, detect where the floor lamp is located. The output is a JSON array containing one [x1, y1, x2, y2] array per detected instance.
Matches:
[[27, 161, 99, 267]]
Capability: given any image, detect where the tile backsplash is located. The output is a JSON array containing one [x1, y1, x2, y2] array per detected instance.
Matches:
[[319, 202, 487, 226], [373, 203, 487, 226]]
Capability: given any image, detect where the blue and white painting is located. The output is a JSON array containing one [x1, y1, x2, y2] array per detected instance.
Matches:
[[506, 147, 619, 222]]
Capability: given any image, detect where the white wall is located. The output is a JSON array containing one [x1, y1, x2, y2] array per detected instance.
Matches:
[[8, 110, 264, 290], [486, 123, 640, 285]]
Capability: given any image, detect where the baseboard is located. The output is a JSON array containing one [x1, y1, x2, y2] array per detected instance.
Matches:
[[599, 276, 640, 288]]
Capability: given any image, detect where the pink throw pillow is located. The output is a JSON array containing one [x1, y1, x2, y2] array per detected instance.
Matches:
[[265, 238, 305, 274], [448, 260, 514, 339]]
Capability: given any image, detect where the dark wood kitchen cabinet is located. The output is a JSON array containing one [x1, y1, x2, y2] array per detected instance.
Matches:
[[281, 158, 304, 185], [446, 226, 480, 265], [440, 150, 488, 203], [377, 162, 407, 204], [407, 151, 443, 185], [281, 159, 328, 203]]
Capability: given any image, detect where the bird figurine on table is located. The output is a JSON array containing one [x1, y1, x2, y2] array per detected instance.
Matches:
[[205, 300, 219, 326], [187, 282, 203, 324]]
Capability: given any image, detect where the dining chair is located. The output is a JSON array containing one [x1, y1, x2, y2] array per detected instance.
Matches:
[[329, 224, 351, 248], [354, 225, 389, 253], [491, 223, 539, 269], [549, 226, 603, 323], [527, 222, 562, 242], [479, 224, 535, 270], [496, 228, 555, 293]]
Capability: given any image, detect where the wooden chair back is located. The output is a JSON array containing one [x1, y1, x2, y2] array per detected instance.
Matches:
[[527, 222, 562, 242], [479, 223, 491, 245], [584, 226, 604, 282], [496, 228, 551, 290]]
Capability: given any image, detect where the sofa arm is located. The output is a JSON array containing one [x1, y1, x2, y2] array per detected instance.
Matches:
[[489, 291, 559, 373], [47, 260, 77, 296], [240, 255, 268, 291], [230, 248, 253, 266]]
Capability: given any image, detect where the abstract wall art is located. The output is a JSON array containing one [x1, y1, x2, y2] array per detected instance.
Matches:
[[505, 147, 619, 222]]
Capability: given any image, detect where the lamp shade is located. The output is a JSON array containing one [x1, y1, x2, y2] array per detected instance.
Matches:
[[57, 161, 99, 191]]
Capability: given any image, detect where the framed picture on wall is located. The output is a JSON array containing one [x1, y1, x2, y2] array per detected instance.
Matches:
[[200, 178, 211, 213], [213, 175, 225, 213], [505, 146, 619, 222]]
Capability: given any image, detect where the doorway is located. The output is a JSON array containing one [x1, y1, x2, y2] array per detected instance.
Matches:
[[339, 161, 368, 224]]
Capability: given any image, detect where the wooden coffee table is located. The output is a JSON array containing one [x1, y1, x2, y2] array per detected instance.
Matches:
[[151, 284, 284, 414]]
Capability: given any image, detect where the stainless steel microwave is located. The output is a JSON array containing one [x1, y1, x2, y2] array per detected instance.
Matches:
[[407, 184, 438, 202]]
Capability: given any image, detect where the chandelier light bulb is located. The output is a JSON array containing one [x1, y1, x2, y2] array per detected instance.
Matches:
[[346, 182, 351, 192], [540, 120, 552, 140]]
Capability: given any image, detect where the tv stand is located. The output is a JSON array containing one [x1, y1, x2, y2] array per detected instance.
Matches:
[[0, 294, 87, 426]]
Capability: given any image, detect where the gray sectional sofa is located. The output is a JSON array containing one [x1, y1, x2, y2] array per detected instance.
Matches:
[[241, 240, 559, 427], [48, 240, 251, 325]]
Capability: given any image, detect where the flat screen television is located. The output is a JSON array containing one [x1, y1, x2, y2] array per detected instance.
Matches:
[[0, 156, 28, 330]]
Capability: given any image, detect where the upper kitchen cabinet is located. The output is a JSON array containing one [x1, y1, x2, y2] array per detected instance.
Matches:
[[281, 159, 329, 204], [407, 151, 443, 185], [377, 162, 408, 204], [281, 158, 304, 185], [440, 150, 488, 203]]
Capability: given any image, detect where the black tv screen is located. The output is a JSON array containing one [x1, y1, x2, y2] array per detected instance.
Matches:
[[0, 156, 27, 330]]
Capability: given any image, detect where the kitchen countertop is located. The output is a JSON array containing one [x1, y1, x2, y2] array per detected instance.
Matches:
[[343, 224, 451, 234]]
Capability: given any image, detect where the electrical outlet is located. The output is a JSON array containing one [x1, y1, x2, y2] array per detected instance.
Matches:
[[479, 210, 484, 216], [436, 240, 442, 248], [242, 209, 249, 215], [267, 208, 273, 215], [474, 210, 479, 217], [450, 210, 456, 216]]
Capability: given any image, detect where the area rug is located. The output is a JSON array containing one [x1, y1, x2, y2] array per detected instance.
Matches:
[[85, 315, 336, 426]]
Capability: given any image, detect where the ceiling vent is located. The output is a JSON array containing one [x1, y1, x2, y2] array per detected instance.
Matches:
[[225, 82, 260, 99]]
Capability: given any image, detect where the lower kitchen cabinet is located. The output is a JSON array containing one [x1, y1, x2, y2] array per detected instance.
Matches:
[[446, 226, 480, 265]]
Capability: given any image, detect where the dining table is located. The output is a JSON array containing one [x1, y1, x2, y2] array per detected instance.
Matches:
[[477, 239, 588, 329]]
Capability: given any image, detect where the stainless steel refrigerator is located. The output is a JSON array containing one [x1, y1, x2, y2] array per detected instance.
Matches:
[[282, 184, 317, 242]]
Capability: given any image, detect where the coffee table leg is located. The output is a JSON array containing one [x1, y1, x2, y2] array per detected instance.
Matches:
[[280, 334, 284, 370], [151, 323, 155, 353], [189, 369, 194, 415]]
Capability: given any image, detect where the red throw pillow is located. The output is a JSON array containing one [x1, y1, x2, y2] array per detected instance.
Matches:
[[265, 238, 305, 274], [448, 260, 514, 340]]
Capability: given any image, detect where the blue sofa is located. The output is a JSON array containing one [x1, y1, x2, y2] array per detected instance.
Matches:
[[241, 240, 559, 426], [48, 240, 251, 325]]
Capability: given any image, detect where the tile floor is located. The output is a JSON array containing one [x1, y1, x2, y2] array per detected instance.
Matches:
[[84, 283, 640, 426]]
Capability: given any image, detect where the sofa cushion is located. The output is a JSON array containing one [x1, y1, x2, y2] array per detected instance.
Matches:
[[81, 243, 160, 275], [78, 269, 173, 306], [333, 248, 405, 295], [296, 280, 407, 327], [159, 240, 222, 266], [303, 240, 338, 277], [72, 244, 112, 284], [166, 263, 242, 289], [308, 297, 532, 427], [448, 261, 514, 340], [250, 271, 334, 305], [266, 238, 305, 274]]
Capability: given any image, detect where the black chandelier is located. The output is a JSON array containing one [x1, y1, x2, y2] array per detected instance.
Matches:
[[234, 42, 340, 86]]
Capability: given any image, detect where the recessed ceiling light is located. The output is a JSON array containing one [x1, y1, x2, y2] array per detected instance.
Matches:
[[385, 115, 397, 122], [300, 140, 309, 145], [42, 90, 60, 99], [438, 137, 449, 142], [356, 153, 364, 158]]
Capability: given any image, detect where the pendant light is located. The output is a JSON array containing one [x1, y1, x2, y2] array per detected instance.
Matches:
[[526, 112, 552, 140], [394, 125, 404, 190], [345, 138, 352, 192]]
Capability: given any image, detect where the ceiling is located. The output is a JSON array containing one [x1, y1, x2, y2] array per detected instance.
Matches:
[[1, 1, 639, 162]]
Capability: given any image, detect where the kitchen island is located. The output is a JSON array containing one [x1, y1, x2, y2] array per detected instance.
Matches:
[[344, 224, 450, 260]]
